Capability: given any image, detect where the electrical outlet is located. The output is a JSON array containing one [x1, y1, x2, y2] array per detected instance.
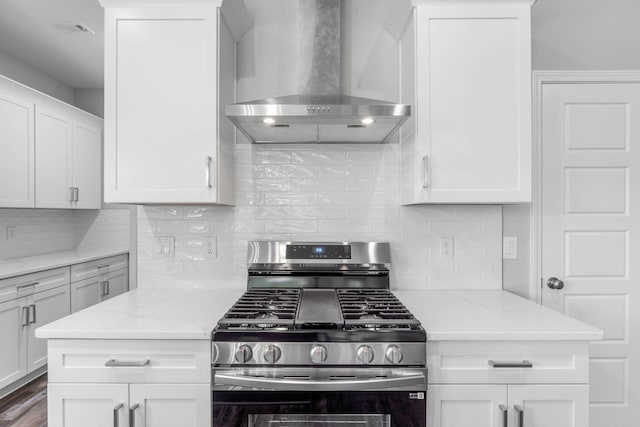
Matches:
[[204, 237, 217, 259], [440, 237, 454, 259], [503, 236, 518, 259]]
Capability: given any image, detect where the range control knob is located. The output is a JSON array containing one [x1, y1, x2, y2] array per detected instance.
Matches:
[[234, 344, 253, 363], [356, 345, 374, 364], [310, 345, 328, 364], [385, 345, 403, 364], [263, 344, 282, 364]]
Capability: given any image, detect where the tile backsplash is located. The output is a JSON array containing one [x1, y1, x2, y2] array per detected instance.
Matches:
[[0, 208, 130, 261], [137, 144, 503, 290]]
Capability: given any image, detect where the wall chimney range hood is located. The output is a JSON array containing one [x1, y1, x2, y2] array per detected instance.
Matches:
[[226, 0, 410, 144]]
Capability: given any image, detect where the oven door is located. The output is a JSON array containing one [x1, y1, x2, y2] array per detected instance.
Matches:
[[212, 367, 427, 427]]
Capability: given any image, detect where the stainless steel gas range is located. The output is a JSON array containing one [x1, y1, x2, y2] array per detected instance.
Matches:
[[212, 242, 427, 427]]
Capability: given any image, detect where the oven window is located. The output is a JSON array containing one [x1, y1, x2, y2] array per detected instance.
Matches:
[[248, 414, 390, 426]]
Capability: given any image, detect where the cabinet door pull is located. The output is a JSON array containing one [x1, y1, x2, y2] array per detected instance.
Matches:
[[113, 403, 124, 427], [206, 156, 213, 188], [105, 280, 110, 296], [21, 306, 30, 327], [488, 360, 533, 368], [515, 405, 524, 427], [17, 281, 39, 292], [129, 403, 139, 427], [105, 359, 150, 367], [99, 281, 106, 297], [74, 187, 79, 202], [422, 155, 429, 189], [498, 404, 508, 427], [29, 304, 36, 324]]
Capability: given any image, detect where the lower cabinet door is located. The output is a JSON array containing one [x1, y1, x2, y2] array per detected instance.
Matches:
[[102, 269, 129, 301], [508, 385, 589, 427], [129, 383, 210, 427], [0, 298, 28, 390], [27, 285, 71, 372], [48, 383, 129, 427], [428, 385, 508, 427], [70, 277, 102, 313]]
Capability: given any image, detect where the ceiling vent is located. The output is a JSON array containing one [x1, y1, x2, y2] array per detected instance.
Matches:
[[50, 22, 95, 35]]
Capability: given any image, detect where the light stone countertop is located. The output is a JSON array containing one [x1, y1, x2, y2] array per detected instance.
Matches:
[[395, 290, 604, 341], [0, 249, 130, 280], [36, 288, 603, 342]]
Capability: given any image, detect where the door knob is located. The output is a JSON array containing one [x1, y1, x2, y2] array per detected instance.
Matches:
[[547, 277, 564, 290]]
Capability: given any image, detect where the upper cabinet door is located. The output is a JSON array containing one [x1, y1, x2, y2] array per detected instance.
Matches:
[[104, 7, 223, 204], [35, 107, 73, 208], [401, 2, 533, 204], [0, 92, 35, 208], [72, 121, 102, 209]]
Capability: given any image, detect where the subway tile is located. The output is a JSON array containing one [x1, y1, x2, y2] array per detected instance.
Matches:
[[237, 206, 292, 219], [263, 220, 318, 233], [317, 192, 372, 206], [264, 192, 318, 206], [291, 206, 346, 219], [346, 178, 401, 192], [236, 178, 292, 192], [292, 151, 346, 164], [262, 164, 318, 178], [347, 206, 400, 219], [318, 164, 375, 178], [291, 178, 346, 192], [319, 220, 374, 233]]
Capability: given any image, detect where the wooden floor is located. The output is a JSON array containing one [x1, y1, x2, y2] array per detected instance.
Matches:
[[0, 375, 47, 427]]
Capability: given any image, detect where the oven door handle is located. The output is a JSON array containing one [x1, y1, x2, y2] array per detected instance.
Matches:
[[214, 373, 426, 391]]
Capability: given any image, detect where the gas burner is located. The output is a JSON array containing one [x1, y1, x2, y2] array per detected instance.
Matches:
[[255, 312, 279, 328]]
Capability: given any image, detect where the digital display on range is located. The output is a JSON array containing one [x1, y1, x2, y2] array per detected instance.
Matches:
[[286, 244, 351, 259]]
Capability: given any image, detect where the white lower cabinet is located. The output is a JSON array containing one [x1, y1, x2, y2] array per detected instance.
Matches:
[[0, 298, 28, 389], [48, 383, 210, 427], [427, 341, 591, 427], [71, 268, 129, 313], [428, 384, 588, 427]]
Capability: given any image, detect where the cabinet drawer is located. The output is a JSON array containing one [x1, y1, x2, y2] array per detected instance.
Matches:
[[70, 254, 128, 282], [48, 339, 210, 384], [427, 341, 589, 384], [0, 267, 70, 304]]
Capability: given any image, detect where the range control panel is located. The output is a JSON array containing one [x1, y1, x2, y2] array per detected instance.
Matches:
[[286, 244, 352, 259]]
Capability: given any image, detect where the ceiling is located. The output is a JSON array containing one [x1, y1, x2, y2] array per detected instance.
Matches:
[[0, 0, 104, 89]]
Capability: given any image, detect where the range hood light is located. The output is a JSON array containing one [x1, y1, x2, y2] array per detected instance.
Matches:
[[263, 118, 276, 124], [361, 117, 374, 125]]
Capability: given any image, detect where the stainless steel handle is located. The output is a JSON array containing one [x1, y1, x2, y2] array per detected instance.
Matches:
[[97, 264, 110, 269], [214, 373, 426, 391], [105, 280, 110, 296], [69, 187, 74, 202], [74, 187, 79, 202], [105, 359, 150, 367], [129, 403, 139, 427], [99, 281, 106, 297], [499, 404, 508, 427], [21, 306, 30, 327], [547, 277, 565, 290], [16, 281, 39, 292], [29, 304, 36, 324], [515, 405, 524, 427], [113, 403, 123, 427], [489, 360, 533, 368], [206, 156, 213, 188], [422, 155, 429, 188]]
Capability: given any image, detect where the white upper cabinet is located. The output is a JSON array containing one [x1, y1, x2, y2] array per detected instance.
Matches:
[[0, 91, 34, 208], [0, 75, 102, 210], [100, 0, 251, 204], [400, 0, 534, 204], [35, 107, 103, 210]]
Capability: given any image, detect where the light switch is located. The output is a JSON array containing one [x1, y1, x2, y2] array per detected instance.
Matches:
[[153, 236, 175, 258], [503, 236, 518, 260]]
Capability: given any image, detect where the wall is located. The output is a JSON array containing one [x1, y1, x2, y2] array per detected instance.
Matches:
[[0, 48, 74, 104], [0, 208, 130, 261], [532, 0, 640, 70], [74, 88, 104, 118]]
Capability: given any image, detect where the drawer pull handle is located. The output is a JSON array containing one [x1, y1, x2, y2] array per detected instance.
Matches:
[[105, 359, 150, 367], [97, 264, 110, 269], [113, 403, 123, 427], [515, 405, 524, 427], [498, 404, 508, 427], [488, 360, 533, 368], [17, 281, 39, 291], [129, 403, 139, 427]]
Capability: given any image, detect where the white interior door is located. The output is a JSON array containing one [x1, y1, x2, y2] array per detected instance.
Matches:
[[541, 81, 640, 426]]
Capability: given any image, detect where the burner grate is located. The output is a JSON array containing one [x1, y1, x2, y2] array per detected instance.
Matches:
[[218, 289, 300, 329], [337, 289, 421, 330]]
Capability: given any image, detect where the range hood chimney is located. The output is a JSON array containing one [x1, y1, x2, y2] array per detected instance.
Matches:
[[226, 0, 410, 144]]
